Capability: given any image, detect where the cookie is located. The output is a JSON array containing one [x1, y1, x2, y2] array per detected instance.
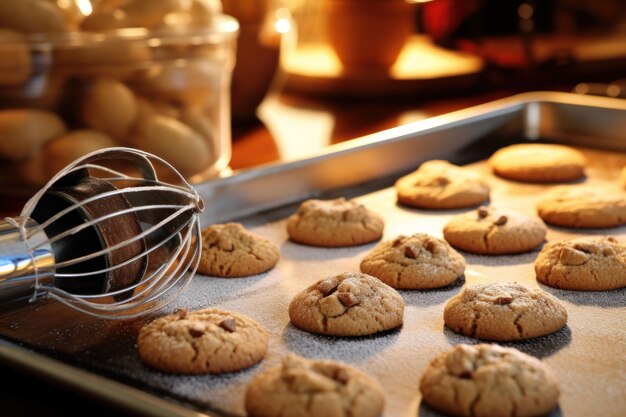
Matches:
[[288, 272, 404, 336], [245, 355, 385, 417], [536, 185, 626, 228], [620, 166, 626, 189], [395, 160, 490, 209], [286, 198, 384, 247], [360, 233, 465, 289], [488, 143, 585, 182], [535, 236, 626, 291], [443, 283, 567, 341], [137, 308, 268, 374], [420, 344, 560, 417], [197, 223, 279, 277], [443, 206, 547, 255]]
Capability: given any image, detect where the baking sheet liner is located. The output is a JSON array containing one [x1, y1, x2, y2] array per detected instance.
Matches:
[[1, 147, 625, 417]]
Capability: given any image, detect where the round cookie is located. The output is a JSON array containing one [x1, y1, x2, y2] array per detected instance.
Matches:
[[286, 198, 384, 247], [488, 143, 585, 182], [535, 236, 626, 291], [443, 206, 547, 255], [288, 272, 404, 336], [420, 344, 560, 417], [137, 308, 268, 374], [245, 355, 385, 417], [198, 223, 279, 277], [444, 283, 567, 341], [360, 233, 465, 289], [395, 160, 490, 209], [536, 185, 626, 228]]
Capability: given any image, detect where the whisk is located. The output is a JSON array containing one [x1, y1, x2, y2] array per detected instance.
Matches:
[[0, 147, 204, 319]]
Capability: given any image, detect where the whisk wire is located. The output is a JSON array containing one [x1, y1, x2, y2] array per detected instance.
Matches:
[[6, 147, 204, 319], [44, 219, 200, 318]]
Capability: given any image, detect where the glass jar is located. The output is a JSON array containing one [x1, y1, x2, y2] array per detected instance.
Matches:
[[0, 12, 238, 196]]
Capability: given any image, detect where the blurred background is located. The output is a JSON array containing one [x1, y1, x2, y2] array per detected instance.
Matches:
[[1, 0, 625, 206]]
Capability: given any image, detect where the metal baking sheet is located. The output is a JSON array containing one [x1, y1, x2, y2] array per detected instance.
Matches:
[[0, 92, 625, 417]]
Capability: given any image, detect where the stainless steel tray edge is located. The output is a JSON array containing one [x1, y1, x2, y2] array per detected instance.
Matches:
[[196, 91, 626, 225]]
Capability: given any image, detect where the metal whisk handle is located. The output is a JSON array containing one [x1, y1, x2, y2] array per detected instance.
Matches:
[[0, 217, 55, 305]]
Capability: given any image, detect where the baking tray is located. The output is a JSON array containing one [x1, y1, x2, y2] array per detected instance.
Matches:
[[1, 92, 625, 417]]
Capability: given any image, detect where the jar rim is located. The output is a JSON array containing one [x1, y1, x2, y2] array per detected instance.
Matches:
[[0, 14, 239, 48]]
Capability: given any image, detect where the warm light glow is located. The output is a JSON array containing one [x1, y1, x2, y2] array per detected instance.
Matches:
[[258, 95, 335, 161], [76, 0, 93, 16], [275, 18, 292, 35], [282, 36, 483, 79]]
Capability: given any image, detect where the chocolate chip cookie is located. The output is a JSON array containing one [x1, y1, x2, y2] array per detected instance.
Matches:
[[535, 236, 626, 290], [286, 198, 384, 247], [536, 185, 626, 228], [489, 143, 585, 182], [443, 206, 547, 255], [420, 344, 560, 417], [444, 283, 567, 341], [198, 223, 279, 277], [360, 233, 465, 289], [245, 355, 385, 417], [288, 272, 404, 336], [395, 160, 490, 209], [137, 308, 268, 374]]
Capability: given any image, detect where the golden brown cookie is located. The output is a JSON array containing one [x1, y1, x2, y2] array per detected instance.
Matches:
[[286, 198, 384, 247], [536, 185, 626, 228], [420, 344, 560, 417], [488, 143, 585, 182], [443, 283, 567, 341], [395, 160, 490, 209], [535, 236, 626, 291], [198, 223, 279, 277], [288, 272, 404, 336], [360, 233, 465, 289], [245, 355, 385, 417], [443, 206, 547, 255], [137, 308, 268, 374]]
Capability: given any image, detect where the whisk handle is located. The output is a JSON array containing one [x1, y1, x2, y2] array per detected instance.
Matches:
[[0, 218, 55, 305]]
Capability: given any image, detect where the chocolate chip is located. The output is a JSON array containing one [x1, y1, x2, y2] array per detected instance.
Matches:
[[433, 176, 450, 186], [494, 215, 508, 226], [188, 324, 205, 338], [337, 292, 360, 307], [317, 279, 339, 297], [404, 245, 418, 259], [219, 318, 237, 332], [392, 236, 405, 247], [332, 368, 350, 384], [425, 239, 440, 255], [494, 296, 513, 305], [603, 247, 615, 256], [176, 309, 189, 319], [477, 206, 489, 218]]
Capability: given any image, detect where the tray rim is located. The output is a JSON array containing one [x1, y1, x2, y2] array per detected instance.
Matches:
[[196, 91, 626, 225], [2, 91, 626, 417]]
